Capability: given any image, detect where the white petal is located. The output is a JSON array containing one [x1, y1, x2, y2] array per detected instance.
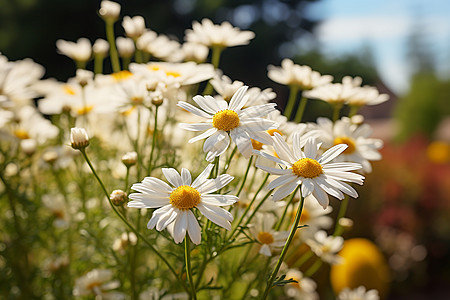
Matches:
[[272, 180, 298, 201], [201, 194, 238, 206], [173, 210, 188, 244], [197, 203, 232, 230], [127, 194, 169, 208], [191, 164, 215, 189], [129, 183, 169, 196], [162, 168, 183, 187], [156, 208, 177, 231], [310, 187, 329, 209], [197, 174, 234, 194], [147, 205, 172, 229], [267, 174, 297, 190], [322, 162, 362, 171], [325, 171, 364, 185], [315, 176, 344, 199], [179, 122, 213, 132], [228, 86, 248, 111], [301, 178, 315, 198], [303, 138, 318, 159], [188, 128, 218, 143], [240, 103, 277, 118], [259, 244, 272, 256], [272, 133, 296, 163], [203, 130, 228, 152], [230, 128, 253, 159], [186, 210, 201, 245], [254, 150, 290, 167], [292, 132, 303, 159], [193, 95, 220, 114], [141, 177, 173, 193], [181, 168, 192, 186], [255, 164, 293, 175], [318, 144, 348, 165], [324, 177, 359, 198], [177, 101, 212, 119]]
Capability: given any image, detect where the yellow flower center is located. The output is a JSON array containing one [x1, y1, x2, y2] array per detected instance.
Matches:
[[14, 129, 30, 140], [169, 185, 201, 210], [251, 139, 263, 150], [258, 231, 274, 245], [148, 65, 160, 71], [333, 136, 356, 154], [131, 96, 144, 104], [292, 158, 323, 178], [112, 70, 133, 82], [76, 105, 94, 116], [63, 85, 76, 95], [267, 129, 283, 136], [165, 71, 181, 78], [212, 109, 240, 131]]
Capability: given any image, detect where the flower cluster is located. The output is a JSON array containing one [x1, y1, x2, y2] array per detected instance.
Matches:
[[0, 1, 390, 299]]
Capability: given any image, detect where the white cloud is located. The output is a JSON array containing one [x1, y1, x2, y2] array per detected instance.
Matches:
[[315, 16, 411, 42]]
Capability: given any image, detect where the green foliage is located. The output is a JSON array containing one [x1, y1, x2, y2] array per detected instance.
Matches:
[[394, 73, 450, 141]]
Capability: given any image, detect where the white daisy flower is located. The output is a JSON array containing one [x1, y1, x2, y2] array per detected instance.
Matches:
[[306, 117, 383, 173], [248, 213, 289, 256], [267, 59, 333, 90], [122, 15, 146, 40], [178, 86, 278, 161], [306, 230, 343, 264], [185, 18, 255, 48], [73, 268, 125, 299], [337, 286, 380, 300], [284, 269, 319, 300], [254, 133, 364, 209], [347, 85, 389, 107], [303, 78, 360, 106], [56, 38, 92, 63], [128, 164, 238, 245]]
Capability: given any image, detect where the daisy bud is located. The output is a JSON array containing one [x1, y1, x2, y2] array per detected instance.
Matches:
[[93, 39, 109, 57], [151, 93, 164, 107], [116, 37, 135, 58], [43, 151, 59, 165], [338, 217, 354, 231], [121, 151, 137, 167], [110, 190, 127, 206], [350, 114, 365, 125], [99, 0, 121, 22], [21, 139, 37, 156], [70, 127, 89, 150]]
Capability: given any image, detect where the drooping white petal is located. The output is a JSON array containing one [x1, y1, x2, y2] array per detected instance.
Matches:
[[186, 210, 201, 245], [188, 127, 218, 143], [272, 133, 296, 163], [272, 180, 298, 201], [315, 176, 344, 199], [147, 204, 173, 229], [253, 150, 290, 166], [267, 174, 298, 190], [156, 208, 177, 231], [173, 210, 188, 244], [324, 177, 359, 198], [197, 174, 234, 194], [322, 162, 362, 171], [203, 130, 228, 152], [197, 203, 232, 230], [310, 186, 330, 209], [325, 171, 364, 185], [259, 244, 272, 256], [230, 128, 253, 158], [301, 178, 315, 198]]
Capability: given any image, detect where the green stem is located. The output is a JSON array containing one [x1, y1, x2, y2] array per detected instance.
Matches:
[[148, 105, 159, 175], [202, 47, 223, 95], [349, 105, 359, 117], [223, 146, 237, 173], [304, 258, 323, 277], [261, 191, 304, 300], [332, 103, 343, 122], [292, 250, 314, 268], [105, 20, 121, 73], [185, 237, 197, 300], [294, 96, 308, 123], [94, 55, 104, 74], [333, 194, 349, 236], [283, 85, 299, 120], [274, 191, 296, 231], [134, 47, 143, 63], [227, 173, 269, 241], [236, 156, 253, 197], [79, 149, 189, 293]]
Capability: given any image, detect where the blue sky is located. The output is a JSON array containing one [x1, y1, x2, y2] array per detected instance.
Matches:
[[305, 0, 450, 94]]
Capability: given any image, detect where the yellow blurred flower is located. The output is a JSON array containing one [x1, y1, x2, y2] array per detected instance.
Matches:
[[426, 141, 450, 164], [330, 238, 390, 299]]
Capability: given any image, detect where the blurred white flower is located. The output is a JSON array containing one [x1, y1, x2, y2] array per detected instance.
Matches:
[[116, 37, 135, 58], [306, 230, 344, 264], [248, 213, 289, 256], [122, 15, 146, 39], [185, 18, 255, 48], [93, 38, 110, 57], [73, 269, 124, 299], [268, 59, 333, 90], [56, 38, 92, 63], [99, 0, 121, 22], [284, 269, 319, 300], [338, 286, 380, 300]]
